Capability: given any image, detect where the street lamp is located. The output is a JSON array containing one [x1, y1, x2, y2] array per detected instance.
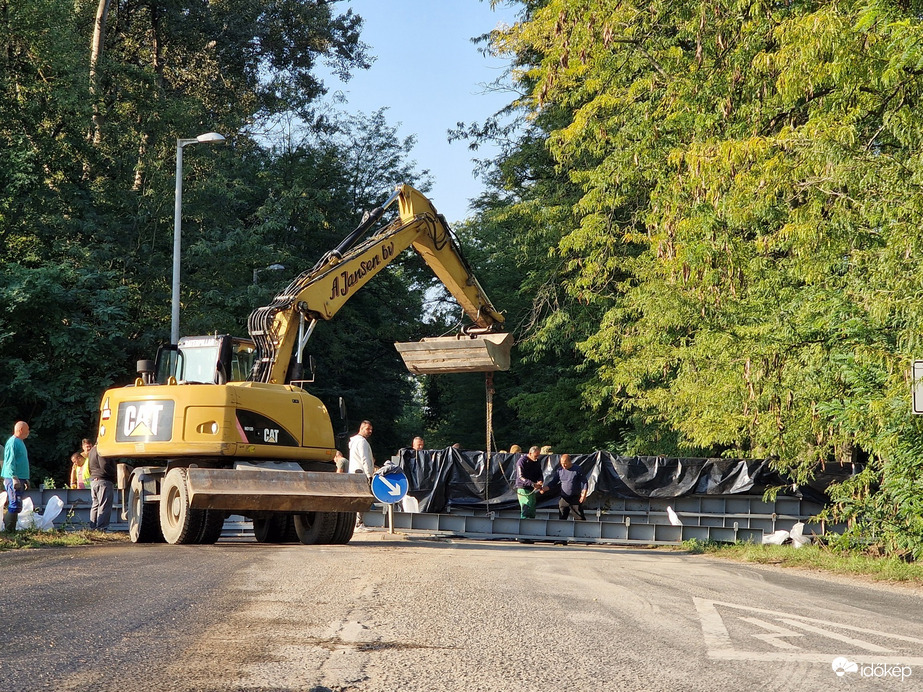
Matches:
[[253, 263, 285, 284], [171, 131, 226, 344]]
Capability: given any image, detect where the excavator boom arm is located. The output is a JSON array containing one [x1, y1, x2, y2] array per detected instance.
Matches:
[[248, 184, 504, 384]]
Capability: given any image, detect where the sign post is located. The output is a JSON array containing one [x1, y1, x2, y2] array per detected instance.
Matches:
[[371, 469, 409, 535]]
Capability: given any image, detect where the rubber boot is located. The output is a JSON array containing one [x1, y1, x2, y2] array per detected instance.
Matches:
[[3, 511, 18, 532]]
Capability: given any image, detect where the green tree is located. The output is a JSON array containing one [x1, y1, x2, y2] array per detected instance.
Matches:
[[490, 0, 923, 555], [0, 0, 374, 478]]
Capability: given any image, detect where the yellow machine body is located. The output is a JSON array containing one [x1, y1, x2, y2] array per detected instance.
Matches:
[[97, 381, 337, 463]]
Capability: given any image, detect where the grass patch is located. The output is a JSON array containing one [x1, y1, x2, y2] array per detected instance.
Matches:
[[682, 540, 923, 585], [0, 528, 129, 551]]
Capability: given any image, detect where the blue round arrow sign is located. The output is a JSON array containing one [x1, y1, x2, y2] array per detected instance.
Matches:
[[371, 469, 409, 504]]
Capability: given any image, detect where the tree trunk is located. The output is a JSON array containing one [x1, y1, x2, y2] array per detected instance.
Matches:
[[89, 0, 112, 144]]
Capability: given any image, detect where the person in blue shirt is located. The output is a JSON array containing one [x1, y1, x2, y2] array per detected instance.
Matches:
[[2, 421, 31, 532], [542, 453, 588, 521]]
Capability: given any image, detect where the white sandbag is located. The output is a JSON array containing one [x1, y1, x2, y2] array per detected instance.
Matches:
[[35, 495, 64, 531], [15, 497, 35, 530], [762, 529, 790, 545], [401, 495, 420, 513], [789, 521, 811, 548], [666, 506, 683, 526]]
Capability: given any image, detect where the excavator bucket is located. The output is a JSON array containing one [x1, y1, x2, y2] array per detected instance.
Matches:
[[185, 468, 374, 513], [394, 332, 513, 374]]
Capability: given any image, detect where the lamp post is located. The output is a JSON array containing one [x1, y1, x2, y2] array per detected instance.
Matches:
[[253, 263, 285, 284], [171, 131, 226, 344]]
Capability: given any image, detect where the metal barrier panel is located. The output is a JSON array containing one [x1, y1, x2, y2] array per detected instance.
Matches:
[[436, 515, 468, 533], [700, 497, 728, 514], [546, 520, 577, 539], [574, 521, 603, 540], [725, 497, 752, 514], [409, 513, 440, 531], [600, 522, 628, 540], [737, 528, 763, 543], [21, 488, 127, 530], [681, 526, 710, 542], [775, 498, 803, 515], [493, 518, 521, 535], [462, 516, 494, 534], [675, 496, 702, 512], [520, 519, 548, 538], [750, 517, 775, 532], [708, 527, 738, 543], [627, 523, 656, 542], [654, 525, 683, 542]]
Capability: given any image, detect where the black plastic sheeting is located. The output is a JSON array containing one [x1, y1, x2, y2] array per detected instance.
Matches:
[[396, 449, 846, 514]]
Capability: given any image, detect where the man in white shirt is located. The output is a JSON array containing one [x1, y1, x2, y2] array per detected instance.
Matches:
[[348, 420, 375, 477]]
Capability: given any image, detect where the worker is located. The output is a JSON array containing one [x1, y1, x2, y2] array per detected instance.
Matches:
[[348, 420, 375, 531], [514, 446, 544, 520], [88, 441, 116, 531], [412, 436, 424, 452], [2, 421, 31, 532], [542, 454, 588, 521], [69, 452, 89, 489], [348, 420, 375, 478]]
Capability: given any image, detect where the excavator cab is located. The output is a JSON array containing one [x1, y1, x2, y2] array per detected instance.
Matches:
[[149, 336, 258, 385]]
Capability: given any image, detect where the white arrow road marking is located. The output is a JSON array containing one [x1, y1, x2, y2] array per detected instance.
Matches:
[[694, 598, 923, 664], [379, 475, 403, 496], [738, 617, 804, 649]]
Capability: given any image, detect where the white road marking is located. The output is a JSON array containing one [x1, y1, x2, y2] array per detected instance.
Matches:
[[778, 618, 891, 652], [694, 598, 923, 664], [738, 617, 804, 650]]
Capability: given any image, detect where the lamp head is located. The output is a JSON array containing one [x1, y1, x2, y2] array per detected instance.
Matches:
[[196, 132, 226, 144]]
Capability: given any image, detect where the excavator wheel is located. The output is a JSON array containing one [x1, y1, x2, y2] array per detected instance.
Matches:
[[281, 514, 299, 543], [330, 512, 356, 544], [196, 509, 226, 544], [128, 476, 164, 543], [252, 514, 288, 543], [159, 468, 205, 545], [293, 511, 338, 545]]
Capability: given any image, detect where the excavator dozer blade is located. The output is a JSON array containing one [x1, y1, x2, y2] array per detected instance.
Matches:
[[394, 332, 513, 374], [185, 468, 374, 513]]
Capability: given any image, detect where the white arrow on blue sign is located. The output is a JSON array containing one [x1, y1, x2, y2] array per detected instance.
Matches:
[[371, 469, 409, 504]]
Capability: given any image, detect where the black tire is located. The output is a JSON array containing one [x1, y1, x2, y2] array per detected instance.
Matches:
[[128, 479, 164, 543], [252, 514, 287, 543], [331, 512, 356, 544], [159, 468, 205, 545], [281, 514, 299, 543], [196, 509, 225, 544], [293, 511, 338, 545]]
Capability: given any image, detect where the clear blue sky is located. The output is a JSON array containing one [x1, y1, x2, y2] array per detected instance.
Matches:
[[322, 0, 521, 224]]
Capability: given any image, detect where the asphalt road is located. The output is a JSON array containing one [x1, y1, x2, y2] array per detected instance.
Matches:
[[1, 532, 922, 692]]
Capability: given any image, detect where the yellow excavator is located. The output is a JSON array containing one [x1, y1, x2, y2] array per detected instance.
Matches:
[[96, 184, 511, 545]]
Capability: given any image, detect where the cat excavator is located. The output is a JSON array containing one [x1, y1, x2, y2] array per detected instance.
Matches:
[[96, 184, 511, 545]]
